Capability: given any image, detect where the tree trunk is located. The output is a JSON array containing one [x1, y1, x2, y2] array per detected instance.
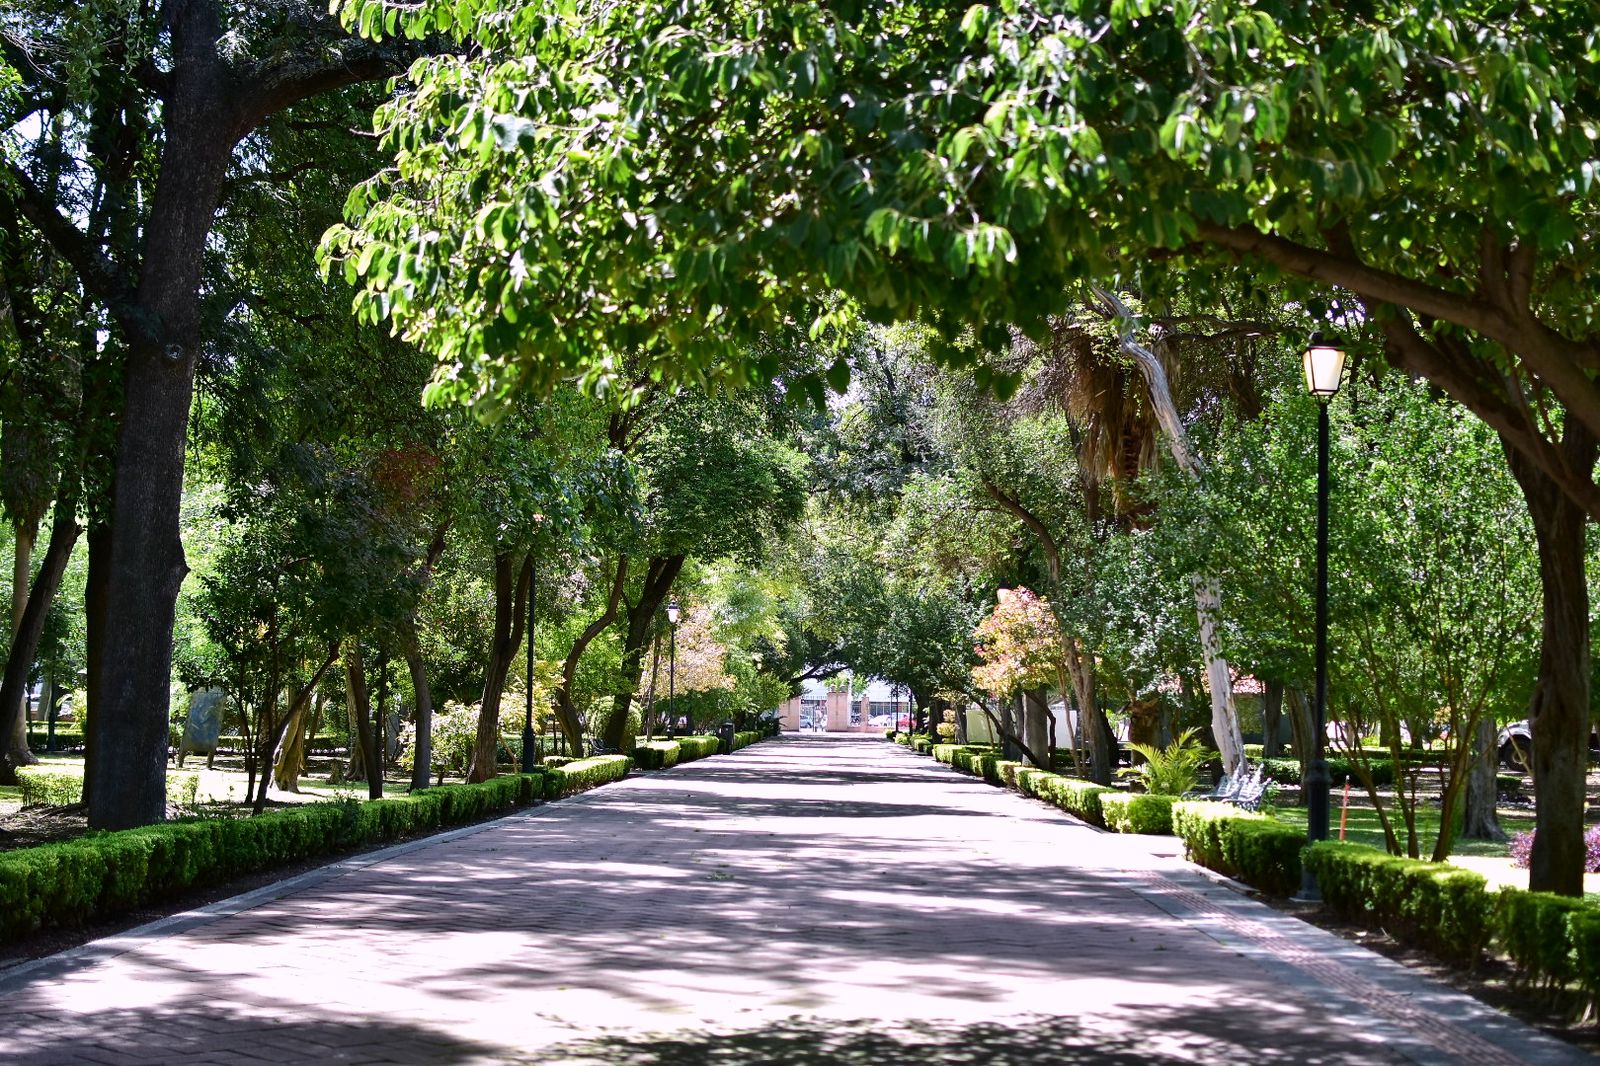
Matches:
[[1065, 636, 1114, 784], [1284, 686, 1313, 807], [345, 644, 381, 799], [405, 626, 435, 791], [273, 693, 314, 793], [1261, 679, 1284, 758], [1021, 688, 1051, 769], [551, 556, 629, 753], [468, 551, 530, 782], [0, 499, 80, 783], [1506, 429, 1594, 896], [641, 630, 662, 740], [6, 518, 40, 768], [603, 555, 684, 751], [1461, 716, 1507, 843]]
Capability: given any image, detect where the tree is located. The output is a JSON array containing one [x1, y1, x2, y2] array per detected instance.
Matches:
[[0, 1, 433, 828], [331, 0, 1600, 891]]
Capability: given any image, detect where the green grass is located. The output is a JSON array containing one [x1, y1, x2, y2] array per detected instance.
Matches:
[[1268, 804, 1533, 858]]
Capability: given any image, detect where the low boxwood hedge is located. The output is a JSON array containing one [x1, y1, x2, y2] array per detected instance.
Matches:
[[1099, 793, 1175, 835], [1303, 841, 1494, 966], [543, 755, 631, 796], [18, 768, 200, 809], [731, 730, 762, 750], [1014, 769, 1113, 827], [932, 743, 994, 765], [674, 735, 720, 761], [631, 741, 682, 771], [0, 771, 550, 943], [1172, 801, 1305, 897]]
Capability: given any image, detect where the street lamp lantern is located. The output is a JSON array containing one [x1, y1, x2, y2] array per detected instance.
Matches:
[[1302, 333, 1347, 399], [666, 600, 681, 626], [1298, 333, 1344, 900]]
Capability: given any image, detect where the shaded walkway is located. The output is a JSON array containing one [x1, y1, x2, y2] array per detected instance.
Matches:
[[0, 736, 1584, 1064]]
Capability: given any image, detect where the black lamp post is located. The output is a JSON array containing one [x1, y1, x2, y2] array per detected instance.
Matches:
[[521, 562, 538, 774], [665, 599, 680, 738], [1299, 333, 1347, 900]]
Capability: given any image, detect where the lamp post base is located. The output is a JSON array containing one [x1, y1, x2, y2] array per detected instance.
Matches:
[[521, 725, 538, 774]]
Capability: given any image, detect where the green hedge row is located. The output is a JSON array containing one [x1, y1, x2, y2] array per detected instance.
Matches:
[[1259, 756, 1396, 788], [1016, 769, 1115, 827], [18, 768, 200, 809], [1303, 841, 1493, 965], [670, 735, 718, 761], [1171, 801, 1306, 897], [543, 755, 632, 795], [631, 741, 682, 771], [0, 772, 550, 943], [731, 731, 762, 750], [1100, 793, 1176, 835], [25, 728, 85, 749]]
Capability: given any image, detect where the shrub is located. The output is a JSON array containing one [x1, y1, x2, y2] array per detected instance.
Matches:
[[1497, 889, 1589, 990], [632, 741, 683, 770], [1172, 801, 1305, 897], [932, 743, 993, 765], [1099, 793, 1175, 834], [911, 735, 934, 754], [17, 768, 199, 810], [1015, 770, 1113, 827], [1303, 842, 1493, 966], [731, 730, 761, 750], [951, 748, 1002, 784], [675, 735, 720, 761], [1121, 728, 1213, 796], [1259, 756, 1396, 788], [996, 760, 1025, 787], [0, 771, 552, 943], [543, 754, 632, 797], [1509, 828, 1600, 873]]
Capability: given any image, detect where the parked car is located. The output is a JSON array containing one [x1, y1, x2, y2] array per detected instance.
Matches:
[[1497, 720, 1600, 769]]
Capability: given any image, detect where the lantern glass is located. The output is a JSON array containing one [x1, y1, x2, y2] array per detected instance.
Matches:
[[666, 600, 681, 625], [1303, 338, 1347, 398]]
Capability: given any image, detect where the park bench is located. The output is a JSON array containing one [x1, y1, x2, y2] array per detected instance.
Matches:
[[1189, 763, 1268, 811]]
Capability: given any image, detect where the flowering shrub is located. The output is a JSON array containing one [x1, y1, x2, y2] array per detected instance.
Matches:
[[1509, 828, 1600, 873], [971, 588, 1062, 697]]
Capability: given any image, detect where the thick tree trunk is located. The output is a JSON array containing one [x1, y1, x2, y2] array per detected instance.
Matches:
[[603, 555, 684, 750], [1065, 636, 1114, 784], [0, 500, 80, 783], [405, 627, 435, 791], [6, 518, 40, 767], [1506, 430, 1594, 896], [82, 523, 109, 808], [345, 644, 382, 799], [551, 556, 629, 755], [468, 551, 530, 782], [1261, 679, 1284, 758], [273, 693, 315, 793], [1021, 688, 1051, 769], [1461, 716, 1507, 843]]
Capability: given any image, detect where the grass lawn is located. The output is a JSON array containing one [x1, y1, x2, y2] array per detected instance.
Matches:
[[1268, 802, 1533, 859]]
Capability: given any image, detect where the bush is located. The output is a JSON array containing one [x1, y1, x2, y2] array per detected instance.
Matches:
[[1303, 842, 1493, 966], [951, 747, 1002, 784], [1172, 801, 1305, 897], [911, 735, 934, 754], [543, 755, 632, 797], [1260, 756, 1397, 788], [17, 768, 199, 810], [1015, 770, 1114, 827], [0, 771, 552, 943], [932, 743, 994, 765], [1121, 728, 1212, 796], [632, 741, 682, 770], [731, 730, 762, 750], [1099, 793, 1175, 835], [675, 736, 720, 761], [1509, 828, 1600, 873]]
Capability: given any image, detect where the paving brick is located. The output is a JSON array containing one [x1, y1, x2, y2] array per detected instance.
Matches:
[[0, 736, 1585, 1064]]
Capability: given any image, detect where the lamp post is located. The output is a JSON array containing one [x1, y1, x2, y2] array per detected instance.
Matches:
[[521, 562, 538, 774], [1299, 333, 1347, 900], [666, 599, 680, 739]]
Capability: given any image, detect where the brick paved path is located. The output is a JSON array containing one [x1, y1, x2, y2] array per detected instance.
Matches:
[[0, 735, 1587, 1065]]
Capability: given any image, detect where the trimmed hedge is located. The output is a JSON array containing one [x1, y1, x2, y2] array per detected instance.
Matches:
[[632, 741, 682, 771], [1015, 769, 1114, 827], [18, 768, 199, 809], [674, 735, 720, 761], [543, 755, 632, 796], [932, 743, 994, 765], [1497, 889, 1596, 995], [1260, 756, 1396, 788], [0, 772, 549, 943], [1099, 793, 1175, 835], [1172, 801, 1305, 897], [1303, 841, 1493, 966], [731, 730, 762, 750]]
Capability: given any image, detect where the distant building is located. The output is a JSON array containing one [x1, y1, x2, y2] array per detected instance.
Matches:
[[776, 678, 912, 733]]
